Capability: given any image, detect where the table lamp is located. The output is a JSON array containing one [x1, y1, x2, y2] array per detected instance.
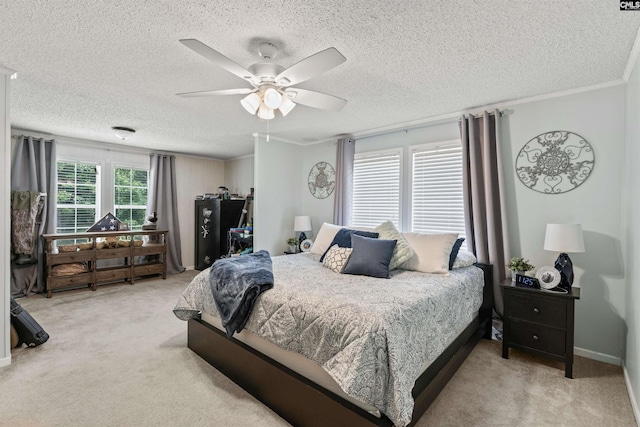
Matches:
[[543, 224, 585, 291], [294, 216, 312, 246]]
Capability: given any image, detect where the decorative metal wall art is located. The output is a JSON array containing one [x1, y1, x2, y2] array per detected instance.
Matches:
[[515, 131, 594, 194], [308, 161, 336, 199]]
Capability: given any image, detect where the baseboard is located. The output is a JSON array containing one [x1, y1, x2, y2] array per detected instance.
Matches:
[[0, 354, 11, 368], [574, 346, 621, 366], [184, 265, 195, 271], [623, 362, 640, 426]]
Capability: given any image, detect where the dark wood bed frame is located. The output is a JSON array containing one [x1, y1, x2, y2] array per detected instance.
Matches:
[[187, 263, 494, 427]]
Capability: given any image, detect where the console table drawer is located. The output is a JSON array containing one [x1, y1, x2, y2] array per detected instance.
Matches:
[[509, 319, 566, 356], [509, 293, 567, 327]]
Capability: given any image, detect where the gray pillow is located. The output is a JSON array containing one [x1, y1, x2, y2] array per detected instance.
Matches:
[[343, 234, 397, 279]]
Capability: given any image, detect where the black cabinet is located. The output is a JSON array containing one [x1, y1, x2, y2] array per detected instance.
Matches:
[[501, 284, 580, 378], [194, 199, 245, 270]]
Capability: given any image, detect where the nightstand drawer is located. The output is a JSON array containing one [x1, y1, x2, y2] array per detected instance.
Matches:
[[509, 293, 567, 327], [509, 320, 566, 356]]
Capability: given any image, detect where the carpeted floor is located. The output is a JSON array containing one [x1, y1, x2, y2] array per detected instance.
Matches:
[[1, 271, 636, 427]]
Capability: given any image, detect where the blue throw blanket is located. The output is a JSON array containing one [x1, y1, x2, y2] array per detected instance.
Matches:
[[209, 250, 274, 337]]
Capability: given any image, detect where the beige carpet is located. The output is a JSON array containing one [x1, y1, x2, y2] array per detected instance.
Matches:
[[1, 271, 636, 427]]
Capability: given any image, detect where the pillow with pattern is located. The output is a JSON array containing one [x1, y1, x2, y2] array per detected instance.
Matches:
[[322, 244, 353, 273], [374, 220, 414, 270]]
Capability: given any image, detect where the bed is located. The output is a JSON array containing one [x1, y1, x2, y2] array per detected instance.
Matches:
[[174, 251, 493, 427]]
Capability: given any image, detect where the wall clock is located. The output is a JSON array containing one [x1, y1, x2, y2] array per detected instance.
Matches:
[[515, 131, 594, 194], [308, 161, 336, 199]]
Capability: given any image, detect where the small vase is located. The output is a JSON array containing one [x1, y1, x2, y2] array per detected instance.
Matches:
[[511, 270, 525, 283], [288, 245, 297, 253]]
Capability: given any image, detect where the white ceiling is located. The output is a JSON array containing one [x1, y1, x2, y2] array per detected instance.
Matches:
[[2, 1, 639, 160]]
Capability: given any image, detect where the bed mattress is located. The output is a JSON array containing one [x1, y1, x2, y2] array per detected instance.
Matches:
[[175, 252, 484, 426]]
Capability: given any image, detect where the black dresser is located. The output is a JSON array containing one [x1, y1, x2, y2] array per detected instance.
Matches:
[[194, 199, 245, 270]]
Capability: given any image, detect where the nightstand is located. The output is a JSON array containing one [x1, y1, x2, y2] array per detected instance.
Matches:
[[501, 283, 580, 378]]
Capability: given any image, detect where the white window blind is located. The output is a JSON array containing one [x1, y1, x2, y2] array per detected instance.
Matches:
[[56, 161, 100, 237], [411, 142, 466, 245], [114, 167, 148, 231], [352, 150, 401, 229]]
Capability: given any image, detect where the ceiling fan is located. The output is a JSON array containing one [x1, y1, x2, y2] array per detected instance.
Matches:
[[177, 39, 347, 120]]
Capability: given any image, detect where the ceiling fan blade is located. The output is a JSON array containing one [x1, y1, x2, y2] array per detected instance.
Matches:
[[176, 88, 255, 98], [179, 39, 258, 84], [276, 47, 346, 87], [284, 88, 347, 111]]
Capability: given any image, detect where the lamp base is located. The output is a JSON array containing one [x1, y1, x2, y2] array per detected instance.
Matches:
[[554, 253, 574, 291], [298, 232, 307, 248]]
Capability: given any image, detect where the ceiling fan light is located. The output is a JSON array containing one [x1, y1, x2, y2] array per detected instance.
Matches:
[[279, 96, 296, 117], [263, 87, 283, 109], [240, 93, 261, 115], [257, 103, 275, 120]]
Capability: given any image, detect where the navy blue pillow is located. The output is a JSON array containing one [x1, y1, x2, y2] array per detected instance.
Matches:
[[448, 238, 465, 270], [319, 228, 379, 262], [342, 234, 397, 279]]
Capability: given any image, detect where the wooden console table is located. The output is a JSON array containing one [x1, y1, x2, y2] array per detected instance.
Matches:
[[43, 230, 168, 297]]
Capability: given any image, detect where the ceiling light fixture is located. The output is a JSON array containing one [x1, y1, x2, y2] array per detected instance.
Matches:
[[111, 126, 136, 140], [240, 92, 261, 115], [263, 87, 283, 109], [239, 87, 296, 120], [257, 103, 275, 120]]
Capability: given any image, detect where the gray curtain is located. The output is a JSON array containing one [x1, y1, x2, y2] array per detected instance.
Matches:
[[333, 137, 355, 226], [10, 136, 58, 296], [459, 111, 511, 316], [148, 154, 185, 274]]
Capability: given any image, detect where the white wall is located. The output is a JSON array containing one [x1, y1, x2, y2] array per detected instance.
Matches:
[[224, 155, 254, 197], [174, 155, 225, 269], [624, 51, 640, 415], [502, 85, 627, 361], [253, 136, 303, 255], [0, 73, 11, 367]]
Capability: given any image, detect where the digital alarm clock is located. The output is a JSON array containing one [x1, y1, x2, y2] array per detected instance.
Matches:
[[515, 274, 540, 289]]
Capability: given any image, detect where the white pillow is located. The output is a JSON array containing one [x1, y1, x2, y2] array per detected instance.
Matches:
[[322, 244, 353, 273], [452, 251, 477, 269], [374, 221, 414, 270], [310, 222, 342, 255], [400, 232, 458, 274]]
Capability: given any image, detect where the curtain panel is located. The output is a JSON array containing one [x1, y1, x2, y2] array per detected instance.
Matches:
[[333, 137, 355, 226], [10, 136, 58, 296], [459, 111, 511, 316], [148, 154, 185, 274]]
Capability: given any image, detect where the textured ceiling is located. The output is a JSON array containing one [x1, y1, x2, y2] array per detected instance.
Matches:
[[1, 1, 638, 160]]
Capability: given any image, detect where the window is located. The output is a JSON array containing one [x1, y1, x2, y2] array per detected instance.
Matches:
[[411, 141, 466, 245], [352, 149, 401, 229], [57, 161, 100, 235], [114, 167, 148, 231]]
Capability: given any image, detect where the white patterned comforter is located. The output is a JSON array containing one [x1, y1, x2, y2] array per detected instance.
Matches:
[[174, 253, 484, 427]]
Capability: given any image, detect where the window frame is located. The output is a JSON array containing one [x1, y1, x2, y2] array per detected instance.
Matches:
[[55, 159, 102, 238], [409, 139, 466, 246], [113, 165, 149, 231], [352, 147, 403, 230]]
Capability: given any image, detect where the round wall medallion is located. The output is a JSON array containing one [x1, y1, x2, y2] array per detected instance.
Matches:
[[515, 131, 594, 194], [308, 161, 336, 199]]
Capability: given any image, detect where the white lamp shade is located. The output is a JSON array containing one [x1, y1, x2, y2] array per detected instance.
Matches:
[[240, 93, 261, 115], [294, 215, 312, 232], [279, 96, 296, 117], [257, 103, 275, 120], [263, 88, 283, 109], [544, 224, 585, 253]]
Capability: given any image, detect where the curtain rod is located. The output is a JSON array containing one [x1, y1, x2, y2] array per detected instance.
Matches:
[[354, 108, 514, 142], [12, 134, 56, 143]]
